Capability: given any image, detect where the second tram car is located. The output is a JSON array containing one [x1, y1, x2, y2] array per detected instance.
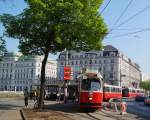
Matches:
[[103, 84, 122, 101], [78, 71, 103, 109], [122, 87, 145, 98]]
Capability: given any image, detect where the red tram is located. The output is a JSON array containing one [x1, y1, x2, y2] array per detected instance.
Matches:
[[122, 87, 145, 98], [103, 84, 122, 101], [77, 71, 103, 109]]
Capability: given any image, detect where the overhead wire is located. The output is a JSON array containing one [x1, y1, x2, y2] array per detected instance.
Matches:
[[114, 5, 150, 30], [105, 3, 150, 39], [100, 0, 112, 14], [101, 1, 150, 39], [110, 27, 150, 31], [106, 28, 150, 39], [111, 0, 134, 30]]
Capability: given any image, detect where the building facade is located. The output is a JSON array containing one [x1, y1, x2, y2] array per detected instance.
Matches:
[[142, 73, 150, 81], [57, 45, 142, 88], [0, 52, 57, 91]]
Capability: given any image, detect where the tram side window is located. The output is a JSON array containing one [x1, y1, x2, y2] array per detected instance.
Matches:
[[104, 87, 110, 92], [111, 87, 116, 93], [116, 88, 118, 92], [119, 88, 121, 92], [132, 89, 135, 93]]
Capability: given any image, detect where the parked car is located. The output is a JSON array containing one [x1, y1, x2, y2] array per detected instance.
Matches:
[[144, 95, 150, 105], [135, 95, 146, 101]]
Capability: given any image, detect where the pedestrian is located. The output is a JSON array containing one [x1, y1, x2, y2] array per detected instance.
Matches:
[[34, 90, 37, 102], [73, 91, 76, 103], [44, 90, 46, 99], [24, 88, 29, 107], [56, 91, 60, 103]]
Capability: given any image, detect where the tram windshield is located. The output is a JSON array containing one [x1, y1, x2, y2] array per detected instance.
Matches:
[[81, 78, 101, 91]]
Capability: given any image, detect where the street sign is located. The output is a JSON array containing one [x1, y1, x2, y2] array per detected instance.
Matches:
[[64, 66, 72, 80]]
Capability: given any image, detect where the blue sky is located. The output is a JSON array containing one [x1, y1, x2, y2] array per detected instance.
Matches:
[[0, 0, 150, 75]]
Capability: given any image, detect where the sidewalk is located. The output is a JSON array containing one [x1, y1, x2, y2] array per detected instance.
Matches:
[[101, 109, 142, 120], [21, 100, 73, 120], [0, 110, 22, 120], [21, 108, 73, 120]]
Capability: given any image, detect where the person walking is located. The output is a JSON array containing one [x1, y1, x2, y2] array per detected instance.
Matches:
[[34, 90, 37, 102], [24, 88, 29, 107], [56, 91, 60, 103]]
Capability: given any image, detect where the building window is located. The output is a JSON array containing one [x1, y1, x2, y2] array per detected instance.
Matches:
[[111, 59, 114, 63], [103, 74, 106, 79], [61, 62, 63, 65], [111, 65, 114, 71], [109, 73, 113, 78], [98, 67, 101, 72], [75, 55, 78, 59], [80, 55, 83, 58], [95, 60, 97, 64], [103, 66, 106, 71], [89, 60, 92, 64]]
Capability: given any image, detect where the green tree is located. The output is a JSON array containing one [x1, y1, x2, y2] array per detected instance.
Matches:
[[0, 0, 107, 109], [0, 37, 7, 60], [140, 81, 150, 91]]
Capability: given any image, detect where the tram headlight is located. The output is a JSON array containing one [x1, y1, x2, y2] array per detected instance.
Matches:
[[88, 92, 93, 100], [89, 97, 93, 100]]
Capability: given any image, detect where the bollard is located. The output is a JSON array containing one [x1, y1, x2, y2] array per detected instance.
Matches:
[[114, 103, 118, 112], [120, 102, 127, 115]]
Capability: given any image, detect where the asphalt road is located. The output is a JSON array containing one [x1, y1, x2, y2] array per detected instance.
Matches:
[[127, 101, 150, 120], [0, 98, 150, 120], [45, 100, 150, 120]]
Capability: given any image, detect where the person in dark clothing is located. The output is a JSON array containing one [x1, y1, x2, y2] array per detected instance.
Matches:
[[24, 88, 29, 107]]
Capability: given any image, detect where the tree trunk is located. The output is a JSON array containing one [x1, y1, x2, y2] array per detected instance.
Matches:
[[38, 52, 49, 109]]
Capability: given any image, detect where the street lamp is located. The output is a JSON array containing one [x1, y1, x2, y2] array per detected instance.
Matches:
[[63, 49, 69, 103]]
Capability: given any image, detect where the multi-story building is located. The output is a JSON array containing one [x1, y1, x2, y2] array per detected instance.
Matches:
[[57, 45, 142, 88], [0, 52, 57, 91], [142, 73, 150, 81]]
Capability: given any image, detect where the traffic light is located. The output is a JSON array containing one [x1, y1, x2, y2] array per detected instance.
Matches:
[[64, 66, 72, 80]]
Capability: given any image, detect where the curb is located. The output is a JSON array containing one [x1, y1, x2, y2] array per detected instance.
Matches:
[[20, 109, 26, 120]]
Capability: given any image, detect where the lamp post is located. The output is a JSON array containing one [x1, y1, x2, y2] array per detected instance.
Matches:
[[64, 49, 69, 103]]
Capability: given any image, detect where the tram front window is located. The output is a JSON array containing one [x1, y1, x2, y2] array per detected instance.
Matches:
[[81, 78, 101, 91]]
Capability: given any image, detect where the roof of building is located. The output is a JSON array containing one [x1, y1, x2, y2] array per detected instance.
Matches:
[[103, 45, 118, 51]]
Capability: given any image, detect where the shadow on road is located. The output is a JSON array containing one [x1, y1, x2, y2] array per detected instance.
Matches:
[[45, 101, 100, 113], [45, 102, 80, 113], [0, 104, 23, 110]]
